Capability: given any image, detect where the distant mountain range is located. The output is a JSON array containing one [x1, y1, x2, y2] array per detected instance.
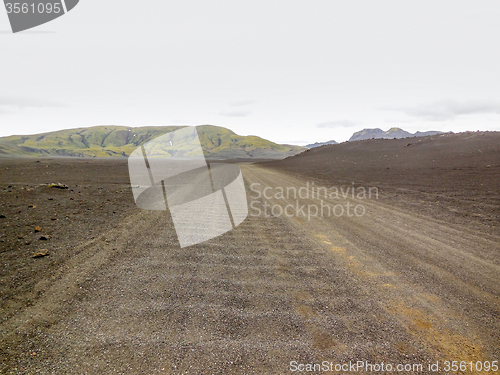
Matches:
[[0, 125, 305, 159], [305, 128, 444, 148], [305, 140, 338, 148], [0, 125, 448, 159], [348, 128, 444, 142]]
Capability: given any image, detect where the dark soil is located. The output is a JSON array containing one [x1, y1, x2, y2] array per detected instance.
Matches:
[[0, 158, 134, 324], [264, 131, 500, 236]]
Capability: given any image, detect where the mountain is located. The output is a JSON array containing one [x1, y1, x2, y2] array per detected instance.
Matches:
[[305, 140, 338, 148], [0, 125, 305, 159], [348, 127, 443, 142]]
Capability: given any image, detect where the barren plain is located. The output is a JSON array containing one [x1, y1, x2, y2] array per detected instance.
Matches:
[[1, 132, 499, 374]]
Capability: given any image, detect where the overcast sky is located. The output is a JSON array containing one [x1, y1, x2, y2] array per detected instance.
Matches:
[[1, 0, 500, 144]]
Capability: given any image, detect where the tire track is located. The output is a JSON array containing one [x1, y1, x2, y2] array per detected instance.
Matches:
[[243, 165, 500, 366]]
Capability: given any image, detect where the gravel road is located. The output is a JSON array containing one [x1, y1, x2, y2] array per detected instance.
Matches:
[[1, 163, 499, 374]]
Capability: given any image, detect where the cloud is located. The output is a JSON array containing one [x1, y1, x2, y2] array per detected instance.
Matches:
[[316, 120, 358, 128], [391, 100, 500, 121], [219, 110, 252, 117], [0, 96, 65, 113], [228, 100, 255, 107]]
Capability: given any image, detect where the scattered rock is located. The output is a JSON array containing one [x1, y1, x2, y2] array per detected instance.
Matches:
[[32, 250, 49, 258], [34, 226, 42, 232], [28, 205, 36, 208], [39, 235, 51, 241], [48, 197, 54, 201]]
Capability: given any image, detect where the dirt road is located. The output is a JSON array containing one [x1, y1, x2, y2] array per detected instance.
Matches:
[[1, 163, 499, 374]]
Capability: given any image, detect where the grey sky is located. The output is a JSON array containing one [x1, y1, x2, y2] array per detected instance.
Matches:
[[317, 120, 358, 129], [1, 0, 499, 144], [392, 100, 500, 121]]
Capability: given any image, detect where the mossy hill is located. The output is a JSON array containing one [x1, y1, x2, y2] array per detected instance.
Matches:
[[0, 125, 304, 159]]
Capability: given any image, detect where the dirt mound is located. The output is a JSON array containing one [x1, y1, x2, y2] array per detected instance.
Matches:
[[264, 131, 500, 235], [271, 131, 499, 171]]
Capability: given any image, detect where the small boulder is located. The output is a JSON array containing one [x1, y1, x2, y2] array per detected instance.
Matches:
[[48, 183, 69, 189], [32, 250, 49, 258], [34, 226, 42, 232]]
